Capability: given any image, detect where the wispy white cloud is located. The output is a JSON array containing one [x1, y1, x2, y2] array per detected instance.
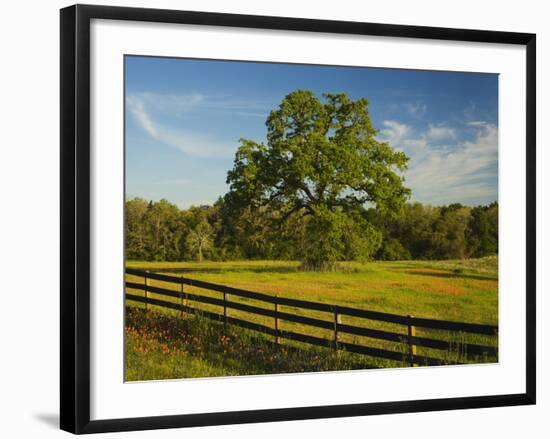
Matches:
[[232, 111, 267, 118], [425, 124, 456, 143], [126, 94, 237, 158], [386, 101, 427, 119], [464, 100, 478, 120], [379, 120, 498, 205], [404, 102, 427, 117], [379, 120, 429, 162], [379, 120, 412, 144], [133, 92, 205, 115], [467, 120, 488, 127], [129, 92, 269, 118], [127, 95, 158, 137]]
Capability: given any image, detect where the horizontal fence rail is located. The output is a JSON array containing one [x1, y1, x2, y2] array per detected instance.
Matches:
[[125, 268, 498, 366]]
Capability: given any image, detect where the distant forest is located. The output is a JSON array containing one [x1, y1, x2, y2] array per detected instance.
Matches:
[[125, 197, 498, 263]]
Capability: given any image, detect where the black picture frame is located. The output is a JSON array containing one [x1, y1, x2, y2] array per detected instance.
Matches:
[[60, 4, 536, 434]]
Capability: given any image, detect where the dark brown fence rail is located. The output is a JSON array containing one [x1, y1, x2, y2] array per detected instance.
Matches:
[[125, 268, 498, 367]]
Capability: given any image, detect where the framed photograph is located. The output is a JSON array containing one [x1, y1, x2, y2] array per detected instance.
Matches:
[[60, 4, 536, 434]]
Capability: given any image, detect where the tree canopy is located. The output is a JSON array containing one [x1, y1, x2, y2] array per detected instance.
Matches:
[[225, 90, 410, 269]]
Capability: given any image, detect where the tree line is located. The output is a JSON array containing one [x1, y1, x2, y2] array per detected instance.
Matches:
[[125, 197, 498, 263]]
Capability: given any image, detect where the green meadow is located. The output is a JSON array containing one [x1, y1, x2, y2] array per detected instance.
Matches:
[[125, 257, 498, 381]]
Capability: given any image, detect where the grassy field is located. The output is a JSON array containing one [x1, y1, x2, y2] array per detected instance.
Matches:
[[125, 257, 498, 380]]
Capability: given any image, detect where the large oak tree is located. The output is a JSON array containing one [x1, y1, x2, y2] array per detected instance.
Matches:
[[225, 90, 410, 269]]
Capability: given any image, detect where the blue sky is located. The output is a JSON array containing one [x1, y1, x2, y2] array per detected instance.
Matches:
[[125, 56, 498, 208]]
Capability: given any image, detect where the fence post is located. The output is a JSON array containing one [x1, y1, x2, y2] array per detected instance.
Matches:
[[144, 270, 148, 311], [179, 277, 184, 318], [333, 306, 340, 352], [274, 300, 280, 345], [223, 290, 228, 330], [407, 315, 416, 367], [185, 279, 189, 309]]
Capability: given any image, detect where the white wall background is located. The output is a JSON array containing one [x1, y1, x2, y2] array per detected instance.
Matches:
[[0, 0, 546, 437]]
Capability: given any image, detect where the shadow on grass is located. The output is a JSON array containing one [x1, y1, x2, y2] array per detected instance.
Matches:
[[132, 263, 364, 275], [396, 269, 497, 282], [132, 265, 300, 275]]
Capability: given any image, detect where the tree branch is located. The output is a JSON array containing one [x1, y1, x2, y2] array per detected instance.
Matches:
[[279, 203, 314, 224]]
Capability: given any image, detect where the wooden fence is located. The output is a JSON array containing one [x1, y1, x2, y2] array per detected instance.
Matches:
[[125, 268, 498, 367]]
